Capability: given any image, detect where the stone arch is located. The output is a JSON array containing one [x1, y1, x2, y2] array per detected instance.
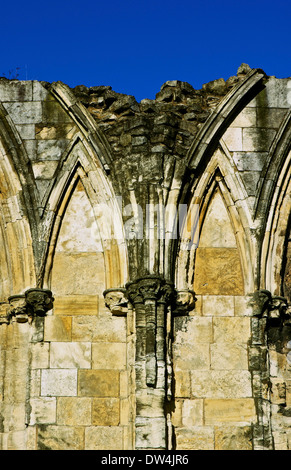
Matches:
[[186, 68, 266, 171], [0, 105, 36, 297], [260, 146, 291, 295], [42, 135, 128, 292], [176, 142, 255, 295]]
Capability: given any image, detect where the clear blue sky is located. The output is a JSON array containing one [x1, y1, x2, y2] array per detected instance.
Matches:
[[1, 0, 290, 102]]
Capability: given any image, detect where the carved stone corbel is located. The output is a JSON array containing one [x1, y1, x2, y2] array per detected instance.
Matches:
[[103, 288, 128, 316], [0, 301, 10, 324], [173, 289, 196, 316]]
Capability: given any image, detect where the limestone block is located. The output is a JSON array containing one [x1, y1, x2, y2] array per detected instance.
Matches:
[[33, 81, 53, 101], [92, 342, 126, 370], [36, 139, 69, 160], [202, 295, 234, 316], [53, 295, 98, 316], [175, 426, 214, 450], [56, 397, 91, 425], [174, 371, 191, 398], [72, 314, 126, 342], [50, 342, 91, 369], [37, 425, 84, 450], [242, 128, 276, 152], [51, 253, 105, 296], [214, 425, 253, 450], [230, 107, 257, 128], [30, 342, 50, 369], [44, 315, 72, 342], [92, 398, 120, 425], [32, 161, 59, 180], [135, 417, 166, 449], [41, 100, 72, 123], [222, 128, 242, 151], [233, 151, 267, 172], [41, 369, 77, 396], [234, 295, 254, 316], [85, 426, 123, 450], [204, 399, 256, 425], [78, 370, 119, 397], [15, 124, 35, 140], [29, 397, 56, 425], [194, 247, 244, 295], [3, 101, 42, 124], [173, 342, 210, 371], [210, 342, 248, 370], [181, 399, 203, 426], [0, 80, 33, 101], [191, 370, 252, 398], [174, 316, 213, 343], [35, 124, 75, 140], [213, 317, 251, 344]]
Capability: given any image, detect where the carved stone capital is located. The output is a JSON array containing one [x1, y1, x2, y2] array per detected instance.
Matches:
[[126, 275, 175, 305], [103, 288, 128, 316]]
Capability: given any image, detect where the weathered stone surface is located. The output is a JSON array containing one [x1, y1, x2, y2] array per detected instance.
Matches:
[[0, 70, 290, 451], [78, 370, 120, 397]]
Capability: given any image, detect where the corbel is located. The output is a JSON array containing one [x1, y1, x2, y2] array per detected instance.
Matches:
[[103, 288, 128, 316]]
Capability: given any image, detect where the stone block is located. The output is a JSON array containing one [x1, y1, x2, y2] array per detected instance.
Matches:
[[41, 369, 77, 396], [29, 397, 56, 425], [92, 342, 126, 370], [181, 399, 203, 426], [15, 124, 35, 140], [174, 371, 191, 398], [36, 139, 69, 160], [214, 425, 253, 450], [50, 342, 91, 369], [85, 426, 123, 450], [173, 342, 210, 371], [190, 370, 252, 398], [44, 315, 72, 342], [242, 128, 276, 152], [222, 128, 242, 151], [0, 80, 33, 101], [210, 342, 248, 370], [174, 316, 213, 343], [35, 124, 75, 140], [41, 100, 72, 123], [194, 247, 244, 295], [30, 342, 50, 369], [3, 101, 42, 124], [204, 399, 256, 424], [32, 161, 59, 180], [234, 295, 254, 316], [213, 317, 251, 344], [233, 151, 267, 171], [51, 253, 105, 296], [37, 425, 84, 450], [92, 398, 120, 425], [202, 295, 234, 316], [78, 370, 120, 397], [175, 426, 214, 450], [230, 108, 256, 128], [53, 295, 98, 316], [57, 397, 91, 425], [135, 417, 166, 449]]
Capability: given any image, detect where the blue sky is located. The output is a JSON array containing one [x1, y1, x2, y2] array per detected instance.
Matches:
[[1, 0, 291, 101]]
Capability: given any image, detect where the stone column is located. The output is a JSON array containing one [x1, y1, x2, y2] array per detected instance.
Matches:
[[0, 288, 54, 449], [126, 275, 175, 450]]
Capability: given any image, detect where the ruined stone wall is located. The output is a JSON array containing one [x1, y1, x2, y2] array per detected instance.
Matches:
[[0, 64, 290, 450]]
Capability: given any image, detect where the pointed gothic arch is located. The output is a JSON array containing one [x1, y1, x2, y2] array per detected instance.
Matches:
[[176, 142, 255, 295], [0, 105, 36, 296], [41, 135, 128, 291]]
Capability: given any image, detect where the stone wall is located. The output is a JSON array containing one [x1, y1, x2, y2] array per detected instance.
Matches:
[[0, 64, 290, 450]]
